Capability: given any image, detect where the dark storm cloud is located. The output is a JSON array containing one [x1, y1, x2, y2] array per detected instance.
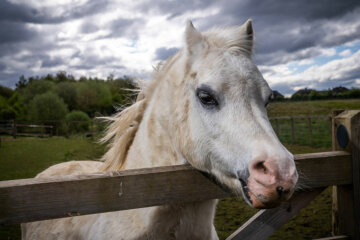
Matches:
[[82, 18, 144, 39], [0, 1, 43, 23], [106, 18, 144, 39], [0, 0, 112, 24], [154, 47, 179, 60], [0, 21, 36, 44], [0, 62, 6, 71], [41, 56, 65, 68], [199, 0, 360, 60], [138, 0, 217, 16], [135, 0, 360, 66], [0, 0, 114, 56], [1, 0, 360, 93]]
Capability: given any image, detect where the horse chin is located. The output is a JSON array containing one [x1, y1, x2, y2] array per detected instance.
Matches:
[[238, 178, 253, 207], [200, 170, 258, 206]]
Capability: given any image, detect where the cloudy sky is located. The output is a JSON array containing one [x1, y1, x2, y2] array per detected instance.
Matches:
[[0, 0, 359, 95]]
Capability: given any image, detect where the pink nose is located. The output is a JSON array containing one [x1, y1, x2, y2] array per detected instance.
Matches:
[[247, 158, 298, 208]]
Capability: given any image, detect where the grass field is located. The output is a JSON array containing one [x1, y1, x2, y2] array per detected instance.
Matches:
[[0, 136, 106, 240], [267, 99, 360, 148], [1, 99, 359, 239], [267, 99, 360, 117]]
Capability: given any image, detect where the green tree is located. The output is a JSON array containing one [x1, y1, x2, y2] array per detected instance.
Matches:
[[28, 92, 68, 122], [21, 79, 55, 103], [16, 75, 28, 90], [0, 85, 14, 98], [0, 92, 25, 120], [76, 82, 98, 115], [308, 90, 320, 100], [76, 81, 112, 116], [0, 96, 17, 120], [107, 77, 137, 105], [56, 82, 77, 110]]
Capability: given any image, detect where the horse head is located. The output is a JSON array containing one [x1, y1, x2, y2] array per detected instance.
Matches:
[[169, 20, 298, 209]]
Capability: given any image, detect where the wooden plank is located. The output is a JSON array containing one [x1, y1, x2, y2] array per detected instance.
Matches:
[[16, 124, 53, 128], [0, 165, 231, 224], [332, 110, 360, 238], [313, 236, 349, 240], [15, 133, 51, 137], [0, 151, 351, 224], [350, 111, 360, 239], [294, 151, 351, 189], [226, 188, 325, 240]]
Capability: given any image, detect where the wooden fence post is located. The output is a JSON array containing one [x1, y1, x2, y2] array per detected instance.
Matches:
[[332, 110, 360, 239], [12, 119, 17, 139], [291, 117, 295, 144], [41, 124, 45, 137], [308, 117, 313, 147]]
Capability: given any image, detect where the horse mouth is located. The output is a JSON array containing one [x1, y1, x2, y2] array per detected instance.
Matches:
[[199, 170, 256, 207], [239, 178, 252, 206]]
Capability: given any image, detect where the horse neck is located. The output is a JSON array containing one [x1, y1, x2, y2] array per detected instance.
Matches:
[[124, 70, 186, 169], [121, 55, 218, 237]]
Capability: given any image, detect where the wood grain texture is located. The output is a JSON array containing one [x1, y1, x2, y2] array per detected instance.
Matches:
[[350, 111, 360, 239], [0, 151, 352, 224], [226, 188, 325, 240], [313, 236, 350, 240], [332, 110, 360, 238]]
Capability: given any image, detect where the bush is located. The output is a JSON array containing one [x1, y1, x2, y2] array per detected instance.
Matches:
[[65, 110, 91, 134]]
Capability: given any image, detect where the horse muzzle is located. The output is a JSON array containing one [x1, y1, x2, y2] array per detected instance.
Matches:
[[243, 158, 298, 209]]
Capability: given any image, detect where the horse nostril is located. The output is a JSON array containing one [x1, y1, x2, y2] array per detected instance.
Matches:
[[276, 186, 283, 197], [253, 161, 268, 174]]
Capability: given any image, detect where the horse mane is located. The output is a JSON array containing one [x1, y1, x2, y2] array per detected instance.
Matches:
[[100, 23, 253, 171], [100, 55, 178, 171]]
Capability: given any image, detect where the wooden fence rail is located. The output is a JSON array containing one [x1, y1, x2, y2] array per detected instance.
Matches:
[[1, 116, 331, 147], [0, 151, 351, 225], [269, 115, 331, 147], [0, 120, 53, 138]]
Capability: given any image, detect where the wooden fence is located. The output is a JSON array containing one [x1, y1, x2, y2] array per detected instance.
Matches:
[[0, 120, 53, 138], [1, 116, 331, 146], [270, 115, 331, 147], [0, 110, 359, 239], [0, 119, 102, 138]]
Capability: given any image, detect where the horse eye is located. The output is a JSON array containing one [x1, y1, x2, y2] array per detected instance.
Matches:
[[197, 90, 218, 107]]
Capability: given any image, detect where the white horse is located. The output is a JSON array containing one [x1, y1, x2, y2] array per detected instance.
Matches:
[[22, 20, 298, 240]]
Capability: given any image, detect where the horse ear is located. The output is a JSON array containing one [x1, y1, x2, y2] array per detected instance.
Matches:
[[240, 19, 254, 55], [185, 20, 204, 55], [227, 19, 254, 57]]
